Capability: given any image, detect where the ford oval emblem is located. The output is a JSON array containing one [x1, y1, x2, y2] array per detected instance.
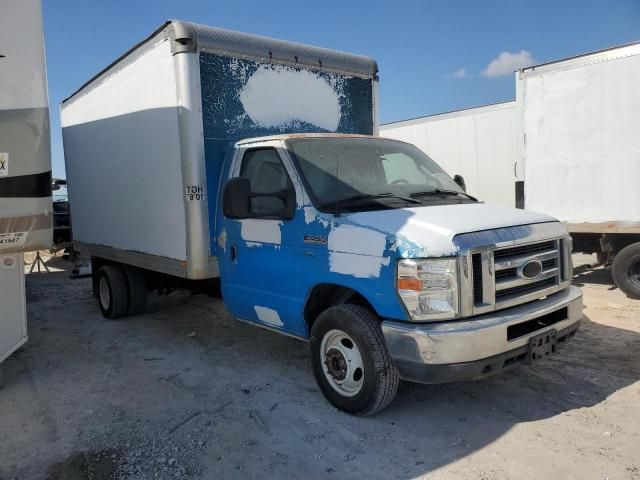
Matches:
[[518, 260, 543, 280]]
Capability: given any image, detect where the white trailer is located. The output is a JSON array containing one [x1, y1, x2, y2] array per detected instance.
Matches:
[[0, 0, 52, 384], [517, 42, 640, 298], [380, 101, 519, 208]]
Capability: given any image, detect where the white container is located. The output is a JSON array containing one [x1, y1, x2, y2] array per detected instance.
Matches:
[[0, 0, 51, 375], [0, 254, 27, 384], [517, 42, 640, 233], [381, 101, 518, 208], [0, 0, 52, 254]]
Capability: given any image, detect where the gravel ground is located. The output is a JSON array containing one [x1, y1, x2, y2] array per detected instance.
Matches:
[[0, 253, 639, 479]]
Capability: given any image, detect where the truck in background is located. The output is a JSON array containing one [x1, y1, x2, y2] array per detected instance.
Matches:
[[518, 42, 640, 299], [62, 21, 582, 414], [0, 0, 53, 385], [382, 42, 640, 299]]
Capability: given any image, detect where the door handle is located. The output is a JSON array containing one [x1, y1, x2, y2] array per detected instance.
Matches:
[[230, 244, 237, 262]]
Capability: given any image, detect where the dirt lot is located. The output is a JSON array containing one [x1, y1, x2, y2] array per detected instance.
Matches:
[[1, 253, 639, 480]]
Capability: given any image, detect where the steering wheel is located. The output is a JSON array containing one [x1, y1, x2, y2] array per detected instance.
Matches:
[[389, 179, 409, 186]]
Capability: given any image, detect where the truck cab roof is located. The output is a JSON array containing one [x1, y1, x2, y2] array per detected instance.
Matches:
[[234, 133, 404, 147]]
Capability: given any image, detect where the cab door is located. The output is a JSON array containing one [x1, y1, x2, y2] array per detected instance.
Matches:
[[218, 144, 306, 337]]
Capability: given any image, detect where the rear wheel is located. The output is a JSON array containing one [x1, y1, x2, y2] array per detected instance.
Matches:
[[97, 265, 128, 319], [124, 267, 147, 315], [310, 304, 399, 416], [612, 242, 640, 299]]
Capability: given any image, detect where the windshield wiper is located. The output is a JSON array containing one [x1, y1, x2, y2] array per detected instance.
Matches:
[[321, 192, 421, 215], [410, 189, 478, 202]]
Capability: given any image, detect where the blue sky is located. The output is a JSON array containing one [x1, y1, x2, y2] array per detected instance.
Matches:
[[43, 0, 640, 178]]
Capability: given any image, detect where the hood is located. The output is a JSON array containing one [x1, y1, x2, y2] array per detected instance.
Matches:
[[342, 203, 558, 258]]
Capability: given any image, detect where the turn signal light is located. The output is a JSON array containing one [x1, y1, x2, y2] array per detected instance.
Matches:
[[397, 278, 422, 291]]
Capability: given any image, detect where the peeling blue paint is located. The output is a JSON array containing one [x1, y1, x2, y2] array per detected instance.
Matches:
[[202, 53, 389, 336], [392, 235, 431, 258]]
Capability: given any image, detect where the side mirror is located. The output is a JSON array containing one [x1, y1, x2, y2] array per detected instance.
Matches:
[[453, 174, 466, 192], [223, 177, 296, 220]]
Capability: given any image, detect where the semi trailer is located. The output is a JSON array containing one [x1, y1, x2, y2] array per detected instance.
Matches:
[[0, 0, 52, 385], [518, 42, 640, 299], [383, 42, 640, 299], [62, 21, 582, 414]]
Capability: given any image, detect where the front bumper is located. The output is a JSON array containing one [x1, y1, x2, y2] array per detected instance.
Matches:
[[382, 285, 583, 384]]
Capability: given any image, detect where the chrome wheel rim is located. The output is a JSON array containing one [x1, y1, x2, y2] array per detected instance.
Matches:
[[320, 329, 364, 397], [99, 276, 111, 310]]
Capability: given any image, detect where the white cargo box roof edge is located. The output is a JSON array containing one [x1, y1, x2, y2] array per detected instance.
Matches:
[[380, 100, 516, 129], [518, 40, 640, 77], [62, 19, 379, 106]]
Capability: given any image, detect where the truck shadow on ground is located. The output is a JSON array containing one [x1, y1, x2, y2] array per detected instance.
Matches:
[[2, 273, 639, 479], [350, 311, 639, 478], [572, 263, 616, 288]]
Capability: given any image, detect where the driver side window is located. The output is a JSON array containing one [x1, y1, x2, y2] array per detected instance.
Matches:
[[240, 148, 293, 215]]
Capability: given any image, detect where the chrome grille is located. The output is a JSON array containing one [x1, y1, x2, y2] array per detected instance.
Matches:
[[468, 236, 572, 315]]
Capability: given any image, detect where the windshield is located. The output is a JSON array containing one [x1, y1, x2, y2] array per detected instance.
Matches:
[[287, 137, 465, 210]]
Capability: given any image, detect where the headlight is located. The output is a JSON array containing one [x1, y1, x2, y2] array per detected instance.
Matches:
[[397, 258, 459, 321]]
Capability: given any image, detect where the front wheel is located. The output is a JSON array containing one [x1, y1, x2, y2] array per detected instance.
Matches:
[[310, 305, 399, 416], [612, 242, 640, 299]]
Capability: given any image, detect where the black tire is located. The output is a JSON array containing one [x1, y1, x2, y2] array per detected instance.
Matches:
[[612, 242, 640, 299], [124, 267, 147, 315], [97, 265, 129, 319], [310, 304, 399, 416]]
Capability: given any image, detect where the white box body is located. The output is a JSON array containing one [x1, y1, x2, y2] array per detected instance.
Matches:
[[62, 37, 188, 263], [518, 43, 640, 226]]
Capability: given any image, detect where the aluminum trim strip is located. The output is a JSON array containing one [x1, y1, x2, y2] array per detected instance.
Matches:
[[74, 241, 220, 279], [453, 222, 567, 252]]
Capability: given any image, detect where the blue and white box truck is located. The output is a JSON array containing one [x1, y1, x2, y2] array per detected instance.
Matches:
[[62, 21, 583, 414]]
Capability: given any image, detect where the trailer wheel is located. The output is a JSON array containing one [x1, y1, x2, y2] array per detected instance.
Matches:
[[310, 304, 399, 416], [124, 267, 147, 315], [612, 242, 640, 299], [97, 265, 129, 319]]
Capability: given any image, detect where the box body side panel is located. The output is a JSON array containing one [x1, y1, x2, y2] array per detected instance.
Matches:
[[62, 39, 188, 261], [522, 51, 640, 223]]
